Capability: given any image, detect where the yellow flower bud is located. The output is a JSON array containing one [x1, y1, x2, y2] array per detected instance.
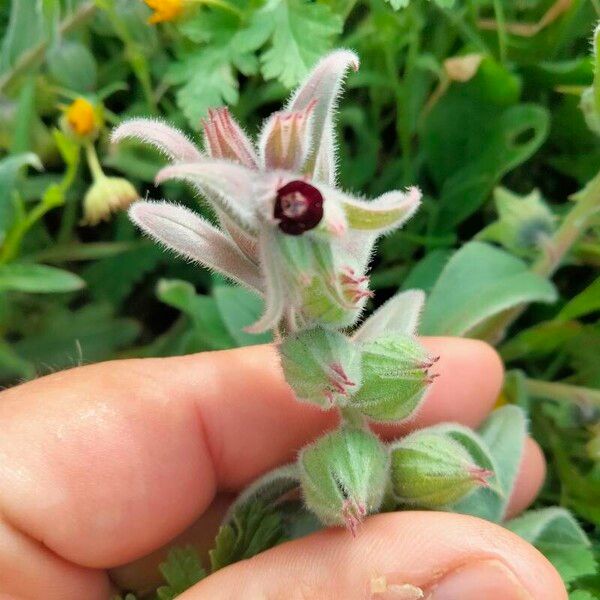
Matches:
[[62, 98, 101, 140], [145, 0, 185, 24], [82, 176, 139, 226]]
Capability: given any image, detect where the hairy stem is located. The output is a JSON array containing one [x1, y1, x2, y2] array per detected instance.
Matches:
[[525, 378, 600, 410]]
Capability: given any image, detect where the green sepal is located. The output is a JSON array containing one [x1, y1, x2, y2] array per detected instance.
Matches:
[[279, 327, 362, 409], [389, 429, 493, 509], [299, 427, 389, 532], [350, 334, 434, 422]]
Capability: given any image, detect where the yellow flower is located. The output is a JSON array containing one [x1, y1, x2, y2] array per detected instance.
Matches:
[[65, 98, 99, 138], [145, 0, 185, 24]]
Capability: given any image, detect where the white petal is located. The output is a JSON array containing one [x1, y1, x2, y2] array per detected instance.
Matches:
[[353, 290, 426, 342], [111, 119, 203, 163], [129, 201, 262, 292], [155, 160, 262, 234], [287, 49, 359, 185]]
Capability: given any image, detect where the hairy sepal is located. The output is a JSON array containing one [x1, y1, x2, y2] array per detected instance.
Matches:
[[287, 49, 360, 185], [155, 160, 262, 234], [129, 201, 263, 292], [111, 118, 203, 163], [279, 327, 362, 408]]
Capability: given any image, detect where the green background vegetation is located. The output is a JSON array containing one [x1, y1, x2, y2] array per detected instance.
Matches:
[[0, 0, 599, 597]]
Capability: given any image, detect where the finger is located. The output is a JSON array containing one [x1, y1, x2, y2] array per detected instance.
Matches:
[[505, 438, 546, 520], [111, 436, 544, 595], [182, 511, 566, 600], [0, 338, 502, 570]]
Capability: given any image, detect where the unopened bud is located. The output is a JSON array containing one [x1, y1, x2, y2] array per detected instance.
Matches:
[[279, 327, 361, 408], [390, 431, 493, 508], [61, 98, 102, 141], [350, 335, 437, 422], [299, 427, 389, 534], [82, 176, 139, 226]]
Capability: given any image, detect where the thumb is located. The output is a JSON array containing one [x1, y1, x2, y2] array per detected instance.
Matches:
[[181, 511, 565, 600]]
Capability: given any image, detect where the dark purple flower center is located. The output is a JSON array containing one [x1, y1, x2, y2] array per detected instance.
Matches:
[[274, 180, 324, 236]]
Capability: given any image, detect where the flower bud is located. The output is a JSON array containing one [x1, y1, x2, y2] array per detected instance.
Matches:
[[299, 427, 389, 534], [82, 176, 139, 226], [279, 327, 361, 408], [145, 0, 187, 24], [350, 335, 437, 422], [477, 187, 555, 258], [390, 431, 492, 509], [60, 98, 102, 141]]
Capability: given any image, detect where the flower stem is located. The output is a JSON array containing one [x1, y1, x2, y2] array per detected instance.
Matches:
[[482, 170, 600, 343], [525, 378, 600, 410], [84, 142, 105, 182]]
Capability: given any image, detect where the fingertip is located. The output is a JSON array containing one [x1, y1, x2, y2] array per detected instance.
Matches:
[[505, 437, 547, 520]]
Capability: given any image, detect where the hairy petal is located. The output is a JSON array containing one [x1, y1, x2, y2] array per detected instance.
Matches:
[[258, 101, 315, 172], [155, 160, 262, 233], [111, 119, 202, 163], [287, 49, 359, 185], [129, 201, 262, 292], [202, 108, 259, 169], [353, 289, 426, 343]]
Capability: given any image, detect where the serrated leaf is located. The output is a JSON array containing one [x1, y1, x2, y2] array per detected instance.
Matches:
[[0, 263, 85, 293], [82, 245, 163, 305], [210, 500, 287, 572], [11, 303, 140, 373], [420, 242, 557, 337], [157, 546, 206, 600], [244, 0, 342, 88]]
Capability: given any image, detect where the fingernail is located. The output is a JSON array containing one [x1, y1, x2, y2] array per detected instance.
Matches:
[[425, 559, 533, 600]]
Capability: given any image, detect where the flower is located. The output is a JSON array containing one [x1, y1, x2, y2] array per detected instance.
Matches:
[[81, 176, 139, 226], [144, 0, 185, 24], [62, 98, 101, 140], [112, 50, 421, 333]]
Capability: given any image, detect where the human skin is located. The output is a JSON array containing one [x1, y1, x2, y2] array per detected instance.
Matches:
[[0, 338, 564, 599]]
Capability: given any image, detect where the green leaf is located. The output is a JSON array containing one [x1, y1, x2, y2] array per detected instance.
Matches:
[[451, 406, 527, 522], [213, 285, 272, 347], [244, 0, 342, 88], [83, 245, 163, 305], [506, 508, 594, 584], [0, 152, 41, 237], [420, 242, 557, 337], [210, 499, 287, 572], [157, 546, 206, 600], [557, 278, 600, 322], [157, 279, 236, 351], [9, 304, 140, 374], [47, 40, 97, 92], [0, 263, 85, 293]]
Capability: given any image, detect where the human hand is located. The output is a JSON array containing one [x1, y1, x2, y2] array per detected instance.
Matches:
[[0, 339, 564, 599]]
